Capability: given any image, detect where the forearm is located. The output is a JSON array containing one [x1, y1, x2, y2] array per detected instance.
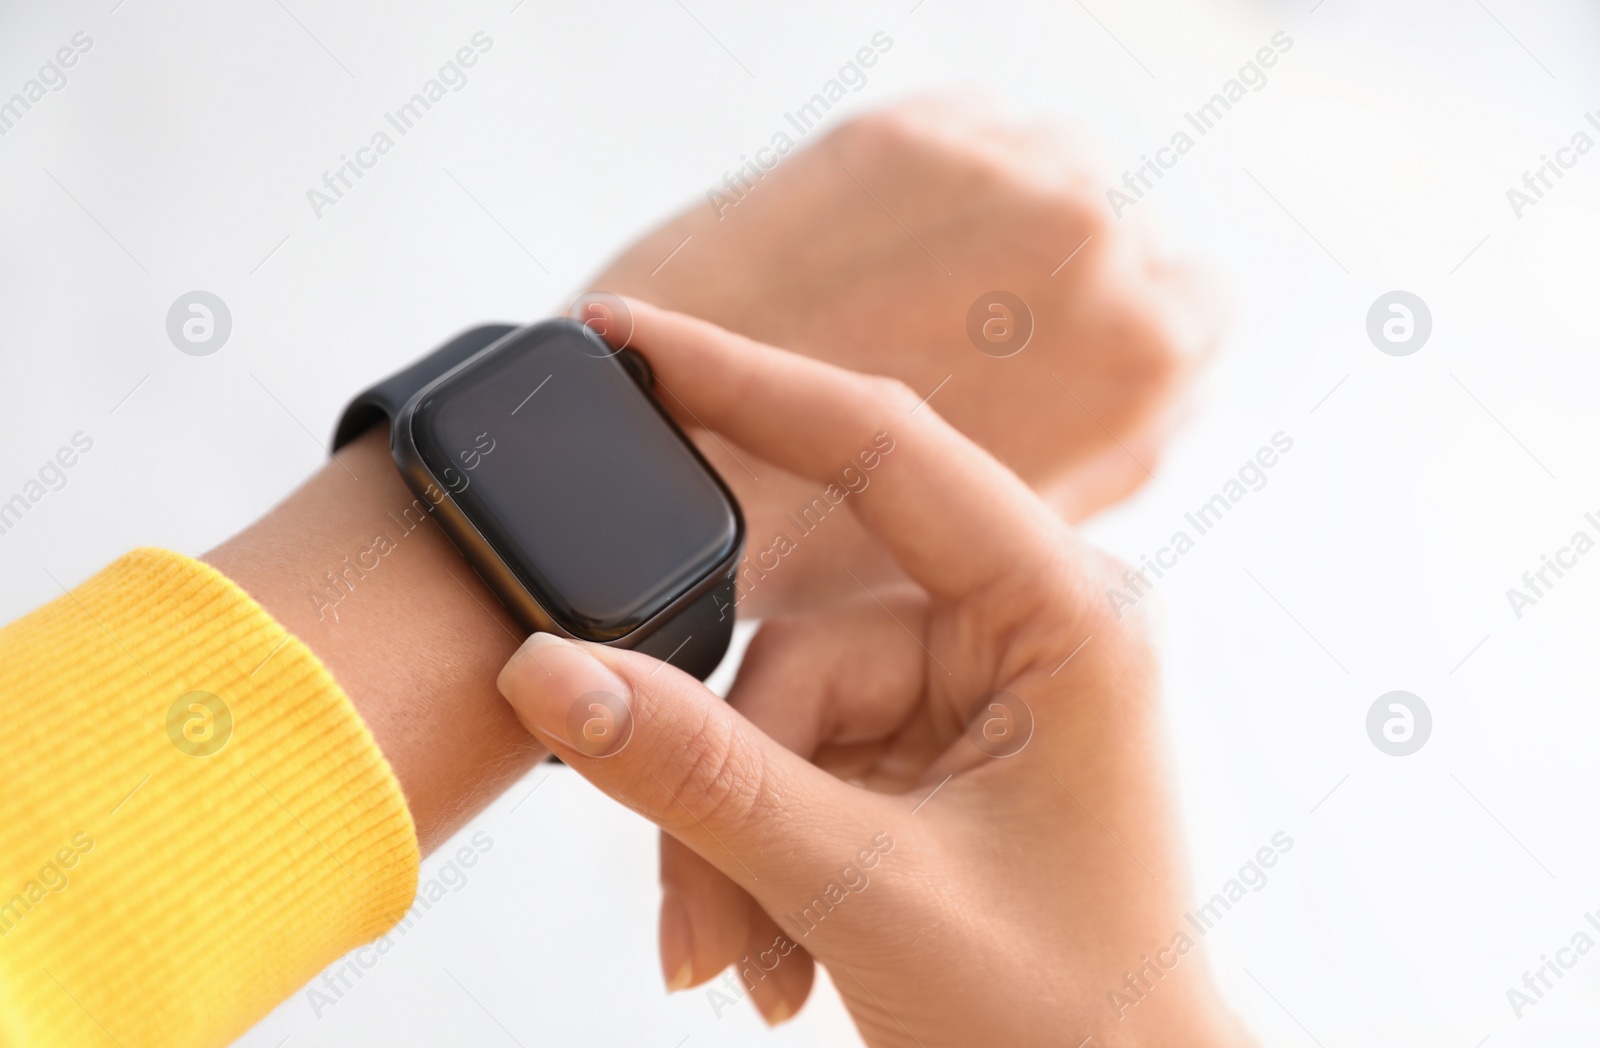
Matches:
[[204, 427, 544, 854], [198, 394, 858, 849]]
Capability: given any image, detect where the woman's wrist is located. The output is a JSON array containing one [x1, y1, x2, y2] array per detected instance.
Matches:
[[203, 427, 544, 854]]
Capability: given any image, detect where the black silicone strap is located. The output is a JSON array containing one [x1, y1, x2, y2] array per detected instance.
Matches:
[[332, 324, 739, 682], [332, 325, 518, 453]]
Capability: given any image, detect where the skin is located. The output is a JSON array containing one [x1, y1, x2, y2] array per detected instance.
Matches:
[[589, 96, 1219, 611], [200, 100, 1236, 1039], [207, 98, 1215, 853], [498, 302, 1251, 1047], [204, 426, 536, 853], [588, 97, 1223, 1026]]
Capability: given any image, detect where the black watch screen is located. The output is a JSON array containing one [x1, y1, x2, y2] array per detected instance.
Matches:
[[409, 322, 741, 641]]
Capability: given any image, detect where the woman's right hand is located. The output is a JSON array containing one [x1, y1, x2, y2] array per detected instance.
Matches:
[[496, 301, 1251, 1047]]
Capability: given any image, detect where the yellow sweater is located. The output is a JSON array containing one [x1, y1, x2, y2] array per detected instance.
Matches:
[[0, 549, 420, 1047]]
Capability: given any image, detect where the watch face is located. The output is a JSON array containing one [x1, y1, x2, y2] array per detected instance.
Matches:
[[410, 321, 741, 641]]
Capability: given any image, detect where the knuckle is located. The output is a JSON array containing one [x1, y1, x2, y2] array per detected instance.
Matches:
[[829, 105, 928, 163], [1048, 185, 1112, 242], [1080, 548, 1157, 647], [743, 614, 814, 667], [1091, 271, 1221, 396], [866, 375, 922, 415], [984, 545, 1155, 674], [1093, 299, 1191, 399], [1125, 320, 1187, 390], [649, 709, 770, 833]]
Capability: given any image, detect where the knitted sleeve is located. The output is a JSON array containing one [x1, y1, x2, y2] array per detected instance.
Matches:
[[0, 548, 419, 1047]]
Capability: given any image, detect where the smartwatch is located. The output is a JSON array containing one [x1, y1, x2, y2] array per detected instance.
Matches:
[[332, 319, 746, 680]]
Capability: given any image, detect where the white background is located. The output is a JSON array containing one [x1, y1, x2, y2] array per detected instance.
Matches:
[[2, 0, 1599, 1045]]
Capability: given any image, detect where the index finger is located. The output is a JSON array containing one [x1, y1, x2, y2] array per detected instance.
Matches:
[[609, 297, 1081, 603]]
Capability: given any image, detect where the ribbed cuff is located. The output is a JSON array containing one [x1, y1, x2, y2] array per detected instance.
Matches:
[[0, 548, 420, 1047]]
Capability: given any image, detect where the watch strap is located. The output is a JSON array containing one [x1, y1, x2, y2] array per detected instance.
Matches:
[[332, 325, 517, 452]]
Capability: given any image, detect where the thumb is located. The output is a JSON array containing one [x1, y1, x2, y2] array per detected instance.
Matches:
[[497, 632, 897, 896]]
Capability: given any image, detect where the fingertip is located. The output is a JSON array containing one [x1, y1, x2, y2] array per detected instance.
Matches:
[[496, 633, 633, 758], [762, 997, 793, 1027], [660, 887, 695, 992], [567, 290, 641, 352], [754, 943, 813, 1028]]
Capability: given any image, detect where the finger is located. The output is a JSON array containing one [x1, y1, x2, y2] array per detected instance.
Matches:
[[609, 297, 1079, 603], [1146, 255, 1229, 370], [659, 834, 753, 989], [731, 908, 814, 1026], [496, 632, 901, 896], [729, 599, 942, 779], [684, 432, 911, 618], [657, 601, 932, 1004], [660, 833, 819, 1025], [736, 600, 1020, 796]]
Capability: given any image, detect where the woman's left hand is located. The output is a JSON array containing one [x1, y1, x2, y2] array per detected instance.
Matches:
[[583, 98, 1221, 617]]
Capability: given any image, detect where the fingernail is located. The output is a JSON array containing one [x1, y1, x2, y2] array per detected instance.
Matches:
[[567, 291, 634, 351], [762, 998, 792, 1027], [497, 633, 633, 757], [660, 888, 694, 992]]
